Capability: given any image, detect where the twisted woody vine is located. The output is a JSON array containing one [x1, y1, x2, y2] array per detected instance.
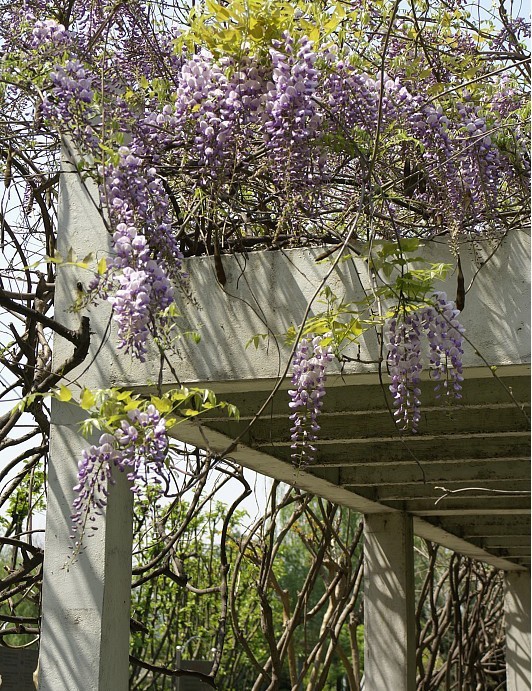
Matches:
[[1, 0, 529, 557]]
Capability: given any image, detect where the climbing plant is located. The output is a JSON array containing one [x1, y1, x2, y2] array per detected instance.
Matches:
[[0, 0, 529, 685], [2, 0, 529, 522]]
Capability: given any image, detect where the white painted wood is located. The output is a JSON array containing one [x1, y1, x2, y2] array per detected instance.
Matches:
[[38, 145, 133, 690], [505, 571, 531, 691], [39, 139, 528, 689], [39, 404, 133, 690], [363, 513, 416, 691], [160, 229, 531, 388]]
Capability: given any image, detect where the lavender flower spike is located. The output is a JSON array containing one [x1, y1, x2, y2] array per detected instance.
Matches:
[[288, 333, 333, 466], [386, 292, 465, 433]]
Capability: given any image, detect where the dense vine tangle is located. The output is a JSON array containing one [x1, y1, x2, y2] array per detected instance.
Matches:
[[2, 0, 529, 526]]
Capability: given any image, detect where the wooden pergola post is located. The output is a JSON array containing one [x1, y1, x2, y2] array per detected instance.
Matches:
[[39, 145, 134, 690]]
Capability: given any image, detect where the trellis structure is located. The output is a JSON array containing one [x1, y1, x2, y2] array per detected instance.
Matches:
[[37, 150, 530, 690]]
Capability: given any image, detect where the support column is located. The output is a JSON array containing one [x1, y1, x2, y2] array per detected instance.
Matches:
[[504, 571, 531, 691], [364, 513, 416, 691], [39, 403, 133, 690], [39, 141, 134, 689]]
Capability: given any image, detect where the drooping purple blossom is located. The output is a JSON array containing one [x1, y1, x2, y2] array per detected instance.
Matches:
[[31, 18, 69, 47], [387, 313, 424, 431], [39, 59, 96, 151], [288, 334, 333, 465], [264, 32, 324, 184], [386, 292, 465, 432], [72, 405, 168, 543], [457, 102, 500, 216], [423, 291, 465, 398], [490, 17, 531, 51], [91, 146, 186, 360]]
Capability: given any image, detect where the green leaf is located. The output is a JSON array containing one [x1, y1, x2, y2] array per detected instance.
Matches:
[[80, 388, 96, 410], [246, 333, 269, 349], [97, 257, 107, 275], [57, 385, 72, 402], [170, 389, 189, 403], [44, 253, 63, 264], [124, 399, 140, 412], [80, 418, 101, 437], [151, 396, 173, 413], [349, 320, 364, 337], [399, 238, 420, 254], [206, 0, 231, 20], [227, 404, 240, 420]]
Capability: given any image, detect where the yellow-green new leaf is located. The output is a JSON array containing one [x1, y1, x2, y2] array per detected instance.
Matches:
[[57, 385, 72, 402], [80, 388, 96, 410], [97, 257, 107, 275], [182, 408, 201, 417], [150, 396, 173, 413]]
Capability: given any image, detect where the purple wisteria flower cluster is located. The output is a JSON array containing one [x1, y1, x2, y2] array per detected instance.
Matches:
[[170, 50, 264, 177], [26, 16, 527, 237], [49, 60, 94, 106], [30, 18, 69, 47], [288, 334, 333, 466], [71, 405, 168, 542], [386, 292, 465, 432], [92, 145, 185, 360], [264, 32, 323, 183], [490, 17, 531, 50], [457, 102, 500, 215], [40, 58, 99, 151]]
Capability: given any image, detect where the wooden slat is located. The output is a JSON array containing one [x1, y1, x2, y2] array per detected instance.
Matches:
[[241, 404, 530, 442], [336, 458, 530, 486], [410, 501, 530, 516], [475, 536, 531, 548], [349, 480, 529, 502], [253, 432, 530, 466], [435, 515, 531, 537], [200, 375, 530, 418]]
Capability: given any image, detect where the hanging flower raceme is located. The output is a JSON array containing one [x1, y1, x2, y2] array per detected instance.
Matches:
[[288, 334, 333, 466], [89, 145, 186, 361], [386, 292, 465, 432], [71, 404, 168, 547], [424, 292, 465, 396], [387, 312, 424, 431], [264, 32, 324, 183], [457, 102, 500, 216]]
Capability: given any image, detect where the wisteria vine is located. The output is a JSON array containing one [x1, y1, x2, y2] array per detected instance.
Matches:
[[288, 334, 333, 466], [72, 405, 168, 548], [2, 0, 529, 534], [386, 292, 465, 432]]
